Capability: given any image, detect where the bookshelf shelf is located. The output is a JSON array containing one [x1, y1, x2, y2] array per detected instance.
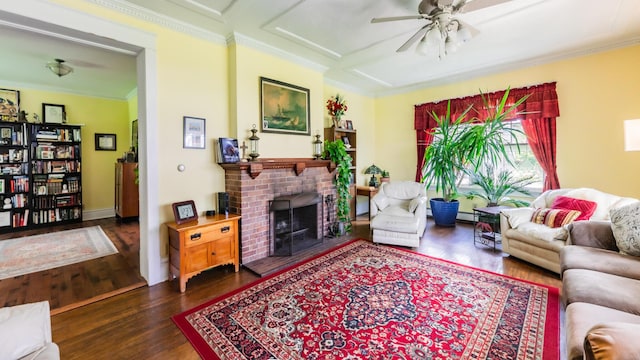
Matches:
[[30, 124, 82, 227]]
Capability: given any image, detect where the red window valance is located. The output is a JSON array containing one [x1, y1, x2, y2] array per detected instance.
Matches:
[[414, 82, 559, 130]]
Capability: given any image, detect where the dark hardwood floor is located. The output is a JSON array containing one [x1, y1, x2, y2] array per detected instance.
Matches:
[[5, 215, 562, 359], [0, 218, 146, 315]]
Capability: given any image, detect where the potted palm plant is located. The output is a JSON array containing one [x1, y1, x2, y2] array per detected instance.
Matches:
[[464, 164, 535, 207], [324, 139, 353, 235], [421, 88, 528, 226]]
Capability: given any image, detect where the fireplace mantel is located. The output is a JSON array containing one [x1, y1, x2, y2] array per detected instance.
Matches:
[[220, 158, 335, 179]]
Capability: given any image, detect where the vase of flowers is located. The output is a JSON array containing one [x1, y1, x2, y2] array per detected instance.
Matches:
[[326, 94, 348, 128]]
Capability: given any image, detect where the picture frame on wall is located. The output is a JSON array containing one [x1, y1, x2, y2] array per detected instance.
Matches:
[[0, 89, 20, 122], [171, 200, 198, 224], [260, 77, 310, 136], [42, 103, 66, 124], [183, 116, 206, 149], [95, 133, 117, 151]]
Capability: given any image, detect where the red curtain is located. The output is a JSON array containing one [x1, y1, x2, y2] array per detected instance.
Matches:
[[414, 82, 560, 189]]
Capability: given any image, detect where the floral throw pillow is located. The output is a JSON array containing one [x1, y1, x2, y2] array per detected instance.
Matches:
[[531, 208, 581, 228], [610, 201, 640, 256]]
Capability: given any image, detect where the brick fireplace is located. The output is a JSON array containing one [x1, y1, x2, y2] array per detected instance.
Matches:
[[220, 158, 336, 264]]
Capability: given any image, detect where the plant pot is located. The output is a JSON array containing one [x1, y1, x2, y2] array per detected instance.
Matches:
[[430, 198, 459, 227], [380, 177, 390, 184]]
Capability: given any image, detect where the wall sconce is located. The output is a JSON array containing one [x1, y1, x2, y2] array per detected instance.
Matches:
[[313, 130, 323, 159], [624, 119, 640, 152], [249, 124, 260, 161], [364, 164, 382, 187]]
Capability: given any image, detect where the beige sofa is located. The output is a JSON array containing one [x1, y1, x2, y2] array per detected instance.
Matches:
[[369, 181, 427, 248], [0, 301, 59, 360], [499, 188, 637, 273], [561, 221, 640, 360]]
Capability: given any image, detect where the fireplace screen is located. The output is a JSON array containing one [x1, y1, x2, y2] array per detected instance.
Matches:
[[269, 192, 323, 256]]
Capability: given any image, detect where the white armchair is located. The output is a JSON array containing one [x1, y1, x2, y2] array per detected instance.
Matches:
[[370, 181, 427, 248]]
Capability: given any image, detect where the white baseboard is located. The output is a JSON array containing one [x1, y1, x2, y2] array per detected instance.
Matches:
[[83, 208, 115, 220], [426, 209, 474, 222]]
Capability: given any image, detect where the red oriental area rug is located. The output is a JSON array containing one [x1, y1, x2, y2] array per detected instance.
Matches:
[[172, 240, 559, 359]]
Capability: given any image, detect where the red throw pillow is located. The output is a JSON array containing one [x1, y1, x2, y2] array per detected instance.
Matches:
[[531, 208, 581, 228], [551, 195, 597, 221]]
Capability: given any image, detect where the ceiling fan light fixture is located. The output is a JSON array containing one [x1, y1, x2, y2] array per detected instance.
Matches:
[[46, 59, 74, 77]]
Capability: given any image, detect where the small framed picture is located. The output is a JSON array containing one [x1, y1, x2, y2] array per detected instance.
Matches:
[[42, 103, 66, 124], [345, 120, 353, 130], [341, 136, 350, 146], [172, 200, 198, 225], [0, 89, 20, 122], [95, 133, 117, 151], [183, 116, 206, 149]]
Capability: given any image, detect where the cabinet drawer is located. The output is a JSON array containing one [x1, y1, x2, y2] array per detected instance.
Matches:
[[183, 221, 235, 247]]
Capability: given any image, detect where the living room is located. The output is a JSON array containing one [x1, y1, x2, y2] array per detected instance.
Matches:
[[1, 0, 640, 359]]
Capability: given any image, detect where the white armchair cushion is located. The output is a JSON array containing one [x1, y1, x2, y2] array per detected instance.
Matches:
[[372, 193, 390, 211], [0, 301, 51, 359], [409, 197, 425, 213]]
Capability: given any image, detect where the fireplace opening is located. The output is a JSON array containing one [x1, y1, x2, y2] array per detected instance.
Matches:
[[269, 192, 323, 256]]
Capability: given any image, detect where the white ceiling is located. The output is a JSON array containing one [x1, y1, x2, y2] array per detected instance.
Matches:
[[1, 0, 640, 99]]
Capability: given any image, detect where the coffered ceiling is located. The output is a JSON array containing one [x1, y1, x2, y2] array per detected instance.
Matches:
[[1, 0, 640, 99]]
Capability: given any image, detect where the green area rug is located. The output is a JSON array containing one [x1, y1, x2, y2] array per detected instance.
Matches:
[[0, 226, 118, 280]]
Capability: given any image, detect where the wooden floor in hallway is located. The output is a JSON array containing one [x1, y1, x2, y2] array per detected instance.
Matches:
[[0, 218, 146, 315]]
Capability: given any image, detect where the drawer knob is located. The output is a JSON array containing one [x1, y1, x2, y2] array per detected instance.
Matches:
[[221, 226, 230, 233], [190, 233, 202, 241]]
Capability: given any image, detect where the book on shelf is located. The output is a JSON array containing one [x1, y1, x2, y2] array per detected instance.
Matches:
[[216, 138, 240, 164]]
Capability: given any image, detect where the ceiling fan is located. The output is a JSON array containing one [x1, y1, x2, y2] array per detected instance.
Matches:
[[372, 0, 512, 57]]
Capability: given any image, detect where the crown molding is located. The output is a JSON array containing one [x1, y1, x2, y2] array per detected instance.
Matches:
[[227, 32, 328, 73], [88, 0, 226, 45]]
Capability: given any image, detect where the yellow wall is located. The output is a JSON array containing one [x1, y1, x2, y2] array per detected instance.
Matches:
[[376, 45, 640, 203], [3, 86, 130, 212], [230, 44, 325, 158], [323, 85, 376, 186]]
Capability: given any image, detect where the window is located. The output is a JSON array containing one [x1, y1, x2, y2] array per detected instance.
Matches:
[[459, 119, 544, 191]]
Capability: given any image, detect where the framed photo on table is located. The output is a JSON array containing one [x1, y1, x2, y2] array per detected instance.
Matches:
[[172, 200, 198, 224], [345, 120, 353, 130], [42, 103, 66, 124]]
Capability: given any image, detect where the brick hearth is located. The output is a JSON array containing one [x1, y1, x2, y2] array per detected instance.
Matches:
[[220, 159, 336, 264]]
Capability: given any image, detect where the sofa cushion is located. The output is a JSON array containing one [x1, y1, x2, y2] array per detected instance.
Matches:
[[552, 196, 597, 221], [0, 301, 51, 359], [566, 221, 618, 251], [531, 208, 581, 228], [560, 245, 640, 280], [501, 207, 534, 229], [583, 322, 640, 360], [610, 201, 640, 256], [562, 269, 640, 315], [565, 302, 640, 360]]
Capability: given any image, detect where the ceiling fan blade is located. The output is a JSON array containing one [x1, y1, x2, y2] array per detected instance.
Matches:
[[396, 24, 432, 52], [460, 0, 512, 13], [371, 15, 428, 23]]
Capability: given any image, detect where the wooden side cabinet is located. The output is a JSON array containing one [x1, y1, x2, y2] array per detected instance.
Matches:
[[115, 162, 139, 219], [166, 214, 241, 292]]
